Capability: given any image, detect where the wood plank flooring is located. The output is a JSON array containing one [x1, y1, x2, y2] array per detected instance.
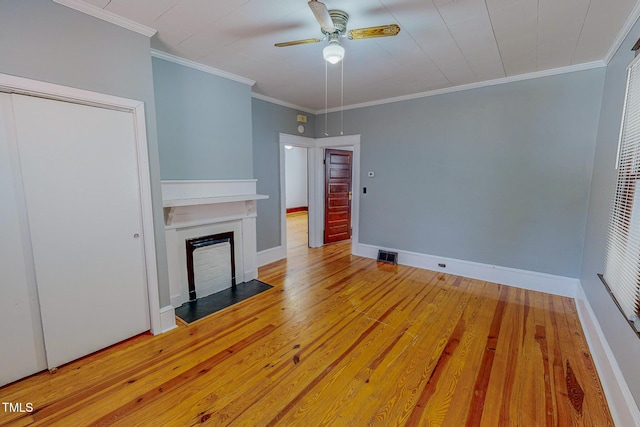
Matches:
[[0, 212, 613, 426]]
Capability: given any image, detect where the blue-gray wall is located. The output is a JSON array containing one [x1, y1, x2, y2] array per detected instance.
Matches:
[[152, 57, 254, 180], [318, 70, 605, 279], [0, 0, 170, 306], [252, 98, 315, 251], [581, 20, 640, 405]]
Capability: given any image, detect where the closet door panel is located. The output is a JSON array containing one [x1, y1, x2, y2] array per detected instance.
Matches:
[[13, 94, 150, 368], [0, 94, 47, 385]]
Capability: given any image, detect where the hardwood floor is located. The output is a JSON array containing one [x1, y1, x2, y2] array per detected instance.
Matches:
[[0, 212, 613, 426]]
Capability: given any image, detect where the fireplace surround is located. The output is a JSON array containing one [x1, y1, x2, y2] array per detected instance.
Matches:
[[162, 180, 267, 307]]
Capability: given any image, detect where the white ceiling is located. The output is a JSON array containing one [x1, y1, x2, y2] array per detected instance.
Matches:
[[84, 0, 639, 111]]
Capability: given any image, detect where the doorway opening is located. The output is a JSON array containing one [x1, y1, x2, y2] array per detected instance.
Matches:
[[278, 133, 361, 257], [284, 145, 309, 252]]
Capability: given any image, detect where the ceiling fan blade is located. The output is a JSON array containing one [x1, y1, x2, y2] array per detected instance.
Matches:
[[308, 0, 335, 32], [274, 38, 323, 47], [348, 24, 401, 40]]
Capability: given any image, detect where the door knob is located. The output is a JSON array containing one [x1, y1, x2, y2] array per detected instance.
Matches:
[[133, 233, 140, 238]]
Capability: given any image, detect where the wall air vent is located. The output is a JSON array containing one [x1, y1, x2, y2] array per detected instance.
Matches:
[[377, 250, 398, 265]]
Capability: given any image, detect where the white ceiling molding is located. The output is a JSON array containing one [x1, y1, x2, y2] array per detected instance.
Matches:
[[320, 61, 607, 114], [251, 93, 316, 115], [151, 50, 256, 87], [604, 0, 640, 64], [52, 0, 156, 37]]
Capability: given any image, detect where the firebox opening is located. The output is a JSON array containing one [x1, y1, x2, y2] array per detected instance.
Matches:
[[185, 231, 236, 301]]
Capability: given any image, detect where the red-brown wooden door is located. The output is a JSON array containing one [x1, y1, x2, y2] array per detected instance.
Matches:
[[324, 149, 353, 243]]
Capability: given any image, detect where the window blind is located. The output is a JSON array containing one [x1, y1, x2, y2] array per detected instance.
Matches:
[[604, 55, 640, 325]]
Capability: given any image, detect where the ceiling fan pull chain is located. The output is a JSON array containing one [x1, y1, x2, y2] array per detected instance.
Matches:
[[325, 59, 329, 136], [340, 56, 344, 136]]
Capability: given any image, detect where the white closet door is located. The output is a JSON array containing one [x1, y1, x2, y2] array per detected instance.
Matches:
[[12, 94, 150, 369], [0, 94, 47, 385]]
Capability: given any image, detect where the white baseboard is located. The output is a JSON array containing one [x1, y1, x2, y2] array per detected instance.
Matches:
[[159, 305, 177, 333], [257, 245, 286, 267], [353, 243, 579, 297], [574, 284, 640, 427]]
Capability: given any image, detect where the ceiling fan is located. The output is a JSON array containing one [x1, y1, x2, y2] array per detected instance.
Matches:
[[275, 0, 401, 64]]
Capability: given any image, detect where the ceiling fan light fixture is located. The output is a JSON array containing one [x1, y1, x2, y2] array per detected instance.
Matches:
[[323, 41, 345, 64]]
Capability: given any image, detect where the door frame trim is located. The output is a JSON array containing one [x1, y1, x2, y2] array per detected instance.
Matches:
[[279, 133, 361, 252], [0, 72, 162, 335]]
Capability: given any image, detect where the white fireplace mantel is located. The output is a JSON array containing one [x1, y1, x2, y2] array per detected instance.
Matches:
[[162, 179, 268, 229], [164, 193, 267, 208], [162, 180, 268, 307], [162, 179, 268, 207]]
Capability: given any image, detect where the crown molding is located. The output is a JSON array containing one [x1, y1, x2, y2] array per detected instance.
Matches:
[[251, 60, 606, 115], [52, 0, 156, 37], [251, 92, 316, 114], [151, 50, 256, 87], [604, 0, 640, 64], [319, 60, 607, 114]]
